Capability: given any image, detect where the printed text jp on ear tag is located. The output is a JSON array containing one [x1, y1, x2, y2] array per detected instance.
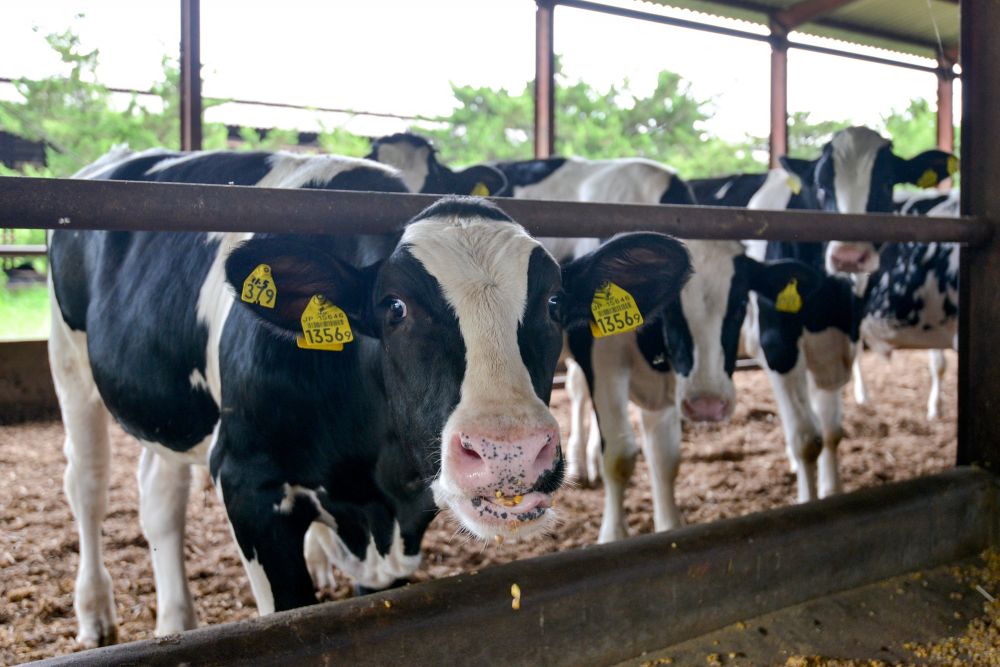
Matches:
[[296, 294, 354, 351], [241, 264, 276, 309], [590, 281, 644, 338], [470, 182, 490, 196], [775, 279, 803, 314]]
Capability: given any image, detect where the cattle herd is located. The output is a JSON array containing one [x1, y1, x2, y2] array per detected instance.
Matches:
[[41, 125, 959, 648]]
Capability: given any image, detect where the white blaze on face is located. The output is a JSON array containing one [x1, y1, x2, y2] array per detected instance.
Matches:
[[829, 127, 890, 214], [401, 215, 559, 526], [372, 142, 431, 193], [676, 240, 742, 414]]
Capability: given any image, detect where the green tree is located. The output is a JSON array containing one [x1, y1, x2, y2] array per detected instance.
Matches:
[[881, 97, 958, 158], [414, 67, 765, 178]]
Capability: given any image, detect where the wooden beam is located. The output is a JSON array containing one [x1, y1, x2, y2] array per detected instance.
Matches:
[[534, 0, 555, 158], [774, 0, 860, 31], [180, 0, 202, 151], [958, 0, 1000, 472]]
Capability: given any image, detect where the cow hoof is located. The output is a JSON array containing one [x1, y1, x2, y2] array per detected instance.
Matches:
[[76, 618, 118, 649], [354, 578, 411, 597], [75, 571, 118, 647], [154, 602, 197, 636]]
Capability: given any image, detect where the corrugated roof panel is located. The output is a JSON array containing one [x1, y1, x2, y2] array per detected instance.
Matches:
[[638, 0, 959, 60]]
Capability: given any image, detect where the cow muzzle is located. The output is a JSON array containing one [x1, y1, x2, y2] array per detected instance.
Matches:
[[682, 394, 732, 422], [827, 242, 879, 274], [440, 425, 563, 540]]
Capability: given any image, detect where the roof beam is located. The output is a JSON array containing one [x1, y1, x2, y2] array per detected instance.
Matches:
[[774, 0, 861, 31]]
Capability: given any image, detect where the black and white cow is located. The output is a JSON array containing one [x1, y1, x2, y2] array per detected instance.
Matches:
[[367, 133, 508, 197], [370, 134, 823, 542], [689, 173, 767, 208], [740, 127, 956, 500], [853, 189, 960, 419], [49, 146, 692, 645]]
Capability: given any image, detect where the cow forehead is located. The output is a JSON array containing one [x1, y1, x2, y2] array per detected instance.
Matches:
[[680, 241, 742, 316], [374, 142, 432, 192], [400, 217, 546, 325], [829, 127, 891, 212]]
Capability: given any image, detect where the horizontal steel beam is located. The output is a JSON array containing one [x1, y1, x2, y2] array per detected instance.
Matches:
[[0, 243, 45, 257], [37, 468, 999, 666], [0, 177, 990, 244]]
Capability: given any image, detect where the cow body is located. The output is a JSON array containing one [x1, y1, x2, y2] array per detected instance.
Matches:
[[369, 134, 822, 542], [51, 146, 693, 645]]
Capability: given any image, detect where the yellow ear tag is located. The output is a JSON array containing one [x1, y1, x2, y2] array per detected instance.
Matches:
[[916, 168, 939, 189], [589, 281, 644, 338], [947, 155, 959, 176], [241, 264, 277, 309], [775, 279, 803, 314], [786, 174, 802, 195], [296, 295, 353, 352], [470, 181, 490, 196]]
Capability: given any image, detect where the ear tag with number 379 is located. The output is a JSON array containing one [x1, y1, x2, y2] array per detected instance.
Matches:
[[241, 264, 277, 309], [590, 281, 644, 338], [775, 279, 803, 314], [296, 294, 354, 352]]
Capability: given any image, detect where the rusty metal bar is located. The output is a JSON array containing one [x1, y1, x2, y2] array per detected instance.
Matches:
[[0, 244, 45, 257], [957, 0, 1000, 472], [534, 0, 556, 158], [554, 0, 940, 74], [769, 22, 789, 168], [0, 177, 990, 245], [180, 0, 202, 151], [936, 55, 955, 153], [773, 0, 861, 31], [35, 468, 999, 666]]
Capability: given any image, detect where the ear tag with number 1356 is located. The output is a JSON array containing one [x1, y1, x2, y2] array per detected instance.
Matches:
[[590, 281, 644, 338], [296, 295, 354, 351]]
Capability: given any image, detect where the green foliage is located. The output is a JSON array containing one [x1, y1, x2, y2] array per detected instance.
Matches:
[[414, 67, 765, 177], [0, 284, 50, 340], [316, 126, 371, 157], [881, 97, 959, 159]]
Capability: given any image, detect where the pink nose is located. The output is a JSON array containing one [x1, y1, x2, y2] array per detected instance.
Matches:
[[682, 396, 730, 422], [830, 247, 872, 272], [449, 428, 559, 496]]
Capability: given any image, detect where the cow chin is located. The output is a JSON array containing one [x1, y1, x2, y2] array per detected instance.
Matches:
[[430, 463, 564, 542]]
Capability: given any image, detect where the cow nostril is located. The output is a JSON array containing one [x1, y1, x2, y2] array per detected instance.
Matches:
[[461, 445, 482, 460]]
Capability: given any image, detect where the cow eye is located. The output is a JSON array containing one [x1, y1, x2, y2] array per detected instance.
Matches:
[[385, 297, 407, 324], [547, 294, 562, 322]]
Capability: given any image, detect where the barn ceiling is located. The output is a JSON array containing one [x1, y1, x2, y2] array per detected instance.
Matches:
[[639, 0, 959, 61]]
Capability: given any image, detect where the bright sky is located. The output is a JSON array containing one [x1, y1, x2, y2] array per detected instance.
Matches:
[[0, 0, 958, 148]]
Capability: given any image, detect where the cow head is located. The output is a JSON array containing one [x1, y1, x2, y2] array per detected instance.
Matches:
[[665, 241, 823, 422], [368, 133, 507, 196], [225, 197, 690, 542], [779, 126, 957, 274]]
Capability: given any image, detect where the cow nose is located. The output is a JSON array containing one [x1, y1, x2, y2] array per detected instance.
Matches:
[[450, 428, 559, 494], [682, 396, 731, 422], [829, 244, 878, 273]]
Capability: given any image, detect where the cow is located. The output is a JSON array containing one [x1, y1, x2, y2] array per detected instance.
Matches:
[[740, 127, 956, 500], [689, 173, 767, 208], [48, 146, 693, 645], [853, 189, 960, 419], [369, 133, 823, 542]]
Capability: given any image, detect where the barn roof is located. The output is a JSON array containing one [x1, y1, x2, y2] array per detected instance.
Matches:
[[639, 0, 959, 61]]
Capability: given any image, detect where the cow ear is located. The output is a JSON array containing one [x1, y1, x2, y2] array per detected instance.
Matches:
[[559, 233, 691, 329], [452, 164, 508, 197], [778, 156, 818, 182], [224, 236, 376, 339], [893, 150, 959, 188], [743, 257, 823, 313]]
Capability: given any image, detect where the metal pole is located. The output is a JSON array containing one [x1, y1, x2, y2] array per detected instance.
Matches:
[[534, 0, 555, 158], [180, 0, 202, 151], [936, 55, 955, 153], [769, 22, 789, 167], [957, 0, 1000, 471]]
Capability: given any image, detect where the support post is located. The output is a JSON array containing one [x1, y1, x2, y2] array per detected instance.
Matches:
[[936, 54, 955, 153], [180, 0, 202, 151], [957, 0, 1000, 472], [534, 0, 555, 158], [769, 21, 789, 168]]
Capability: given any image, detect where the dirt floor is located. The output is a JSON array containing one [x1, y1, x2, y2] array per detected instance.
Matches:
[[0, 350, 960, 664]]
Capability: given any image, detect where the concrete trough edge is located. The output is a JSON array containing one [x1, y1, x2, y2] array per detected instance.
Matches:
[[33, 468, 999, 667]]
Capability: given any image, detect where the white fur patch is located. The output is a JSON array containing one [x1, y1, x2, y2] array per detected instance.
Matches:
[[372, 141, 431, 193], [747, 169, 795, 210], [829, 127, 890, 214]]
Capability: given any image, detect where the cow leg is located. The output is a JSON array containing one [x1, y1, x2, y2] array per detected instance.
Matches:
[[852, 355, 870, 406], [638, 406, 683, 531], [564, 358, 593, 485], [765, 355, 822, 503], [591, 338, 635, 543], [137, 448, 196, 634], [585, 407, 603, 486], [927, 349, 946, 420], [808, 376, 844, 499], [304, 522, 338, 592], [49, 310, 118, 647], [216, 475, 317, 613]]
